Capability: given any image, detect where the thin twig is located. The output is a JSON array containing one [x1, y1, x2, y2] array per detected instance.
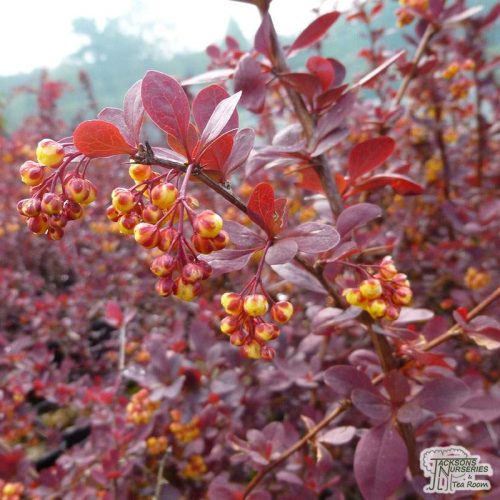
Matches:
[[154, 451, 169, 499], [394, 24, 435, 106], [263, 12, 343, 215]]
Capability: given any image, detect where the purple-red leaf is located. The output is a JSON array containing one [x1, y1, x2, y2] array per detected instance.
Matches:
[[193, 85, 237, 135], [416, 377, 470, 414], [223, 128, 255, 177], [234, 55, 267, 112], [337, 203, 382, 238], [316, 90, 357, 140], [123, 79, 144, 144], [352, 389, 391, 422], [354, 50, 405, 88], [73, 120, 137, 158], [265, 239, 298, 265], [182, 68, 234, 86], [223, 220, 265, 249], [271, 262, 326, 294], [141, 70, 190, 143], [200, 248, 256, 275], [280, 222, 340, 253], [348, 137, 395, 182], [254, 13, 273, 59], [319, 426, 356, 446], [200, 92, 241, 147], [323, 365, 375, 397], [383, 371, 410, 404], [287, 11, 341, 58], [354, 423, 408, 500]]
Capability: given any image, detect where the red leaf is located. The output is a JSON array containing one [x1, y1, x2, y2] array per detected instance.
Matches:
[[306, 56, 334, 91], [287, 11, 341, 58], [141, 70, 190, 144], [192, 85, 237, 136], [97, 107, 134, 146], [247, 182, 277, 235], [279, 72, 321, 100], [104, 301, 124, 328], [354, 423, 408, 499], [345, 174, 424, 197], [315, 85, 348, 112], [197, 130, 235, 175], [295, 166, 323, 192], [73, 120, 137, 158], [199, 92, 241, 147], [348, 137, 395, 181]]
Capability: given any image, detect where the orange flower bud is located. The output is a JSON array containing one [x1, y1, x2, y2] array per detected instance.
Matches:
[[66, 177, 89, 203], [151, 182, 178, 209], [36, 138, 64, 168], [142, 204, 163, 224], [158, 228, 177, 252], [270, 301, 294, 324], [193, 210, 223, 238], [118, 213, 140, 234], [243, 294, 269, 317], [155, 277, 175, 297], [367, 299, 387, 319], [17, 198, 41, 217], [27, 214, 49, 235], [41, 193, 63, 215], [182, 263, 204, 283], [174, 278, 201, 302], [106, 205, 121, 222], [150, 254, 177, 277], [19, 160, 44, 186], [393, 286, 413, 305], [359, 279, 383, 300], [255, 322, 280, 341], [129, 162, 152, 182], [112, 188, 135, 213], [211, 230, 230, 250], [221, 292, 244, 315], [220, 315, 240, 335], [134, 223, 159, 248], [242, 340, 262, 359]]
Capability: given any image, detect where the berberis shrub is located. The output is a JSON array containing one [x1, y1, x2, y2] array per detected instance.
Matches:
[[2, 0, 499, 498]]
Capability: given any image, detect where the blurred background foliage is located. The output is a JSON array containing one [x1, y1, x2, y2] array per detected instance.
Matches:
[[0, 0, 497, 132]]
